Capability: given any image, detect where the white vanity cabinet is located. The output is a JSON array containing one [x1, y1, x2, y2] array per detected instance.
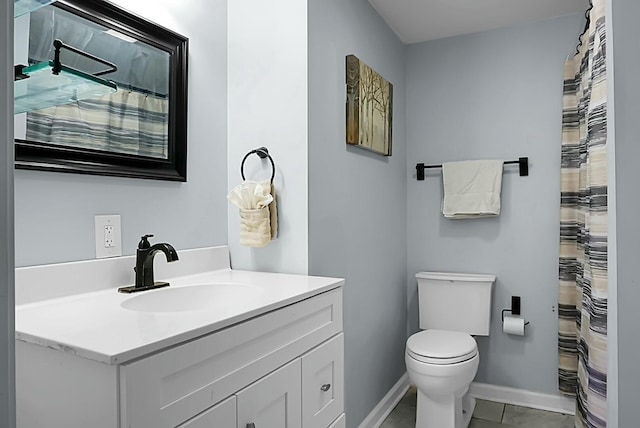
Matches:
[[16, 286, 344, 428]]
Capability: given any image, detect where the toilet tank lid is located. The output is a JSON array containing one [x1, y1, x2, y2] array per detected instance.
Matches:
[[415, 272, 496, 282]]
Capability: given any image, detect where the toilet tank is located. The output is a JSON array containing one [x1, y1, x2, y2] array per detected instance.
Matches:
[[417, 272, 496, 336]]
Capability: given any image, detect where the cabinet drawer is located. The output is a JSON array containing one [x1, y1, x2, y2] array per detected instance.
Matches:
[[301, 334, 344, 428], [177, 396, 236, 428], [120, 288, 342, 428], [328, 414, 346, 428]]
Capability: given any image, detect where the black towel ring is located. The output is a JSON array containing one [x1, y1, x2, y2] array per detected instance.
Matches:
[[240, 147, 276, 184]]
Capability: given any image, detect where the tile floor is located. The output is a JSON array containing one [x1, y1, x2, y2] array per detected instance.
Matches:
[[381, 387, 575, 428]]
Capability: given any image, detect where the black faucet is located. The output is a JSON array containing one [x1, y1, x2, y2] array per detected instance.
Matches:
[[118, 234, 179, 293]]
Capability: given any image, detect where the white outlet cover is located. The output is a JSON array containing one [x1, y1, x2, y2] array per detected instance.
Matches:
[[95, 215, 122, 258]]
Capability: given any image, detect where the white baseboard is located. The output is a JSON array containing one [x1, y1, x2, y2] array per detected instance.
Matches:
[[469, 382, 576, 415], [357, 375, 575, 428], [358, 373, 411, 428]]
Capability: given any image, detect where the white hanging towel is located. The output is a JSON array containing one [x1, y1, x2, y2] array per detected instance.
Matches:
[[227, 181, 274, 247], [239, 208, 271, 247], [442, 160, 504, 219]]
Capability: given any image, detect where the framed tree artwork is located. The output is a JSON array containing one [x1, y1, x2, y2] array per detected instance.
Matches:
[[346, 54, 393, 156]]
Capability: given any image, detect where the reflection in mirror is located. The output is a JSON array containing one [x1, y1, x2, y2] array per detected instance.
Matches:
[[14, 0, 189, 181]]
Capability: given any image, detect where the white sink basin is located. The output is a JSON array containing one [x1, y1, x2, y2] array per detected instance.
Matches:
[[120, 283, 263, 313]]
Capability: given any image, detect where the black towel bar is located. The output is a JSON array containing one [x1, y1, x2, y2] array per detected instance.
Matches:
[[415, 157, 528, 180]]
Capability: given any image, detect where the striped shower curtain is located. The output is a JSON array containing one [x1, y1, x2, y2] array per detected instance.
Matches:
[[26, 90, 169, 159], [558, 1, 607, 427]]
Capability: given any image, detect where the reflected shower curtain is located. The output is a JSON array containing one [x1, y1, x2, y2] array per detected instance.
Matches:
[[558, 1, 607, 427], [26, 90, 169, 158]]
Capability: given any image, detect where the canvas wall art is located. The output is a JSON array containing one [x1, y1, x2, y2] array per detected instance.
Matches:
[[346, 54, 393, 156]]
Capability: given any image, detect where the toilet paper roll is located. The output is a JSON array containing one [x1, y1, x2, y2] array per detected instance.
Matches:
[[503, 315, 525, 336]]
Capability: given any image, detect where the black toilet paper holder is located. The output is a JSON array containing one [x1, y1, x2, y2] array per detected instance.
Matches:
[[501, 296, 530, 325]]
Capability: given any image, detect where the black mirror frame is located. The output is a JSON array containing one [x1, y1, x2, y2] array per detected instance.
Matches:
[[15, 0, 189, 182]]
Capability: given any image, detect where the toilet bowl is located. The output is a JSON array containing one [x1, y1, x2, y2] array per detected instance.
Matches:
[[406, 272, 495, 428], [406, 329, 479, 428]]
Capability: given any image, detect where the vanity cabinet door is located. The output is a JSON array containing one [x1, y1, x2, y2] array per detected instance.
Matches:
[[237, 359, 302, 428], [301, 334, 344, 428], [328, 414, 346, 428], [177, 396, 236, 428]]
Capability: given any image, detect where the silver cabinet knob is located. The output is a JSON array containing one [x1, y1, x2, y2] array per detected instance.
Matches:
[[321, 383, 331, 392]]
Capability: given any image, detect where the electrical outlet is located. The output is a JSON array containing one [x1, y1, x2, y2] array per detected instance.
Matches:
[[104, 225, 115, 248], [95, 215, 122, 258]]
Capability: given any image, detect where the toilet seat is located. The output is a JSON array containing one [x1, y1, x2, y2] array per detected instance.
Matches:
[[406, 329, 477, 365]]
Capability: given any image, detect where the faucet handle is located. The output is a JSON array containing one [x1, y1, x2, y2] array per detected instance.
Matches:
[[138, 234, 154, 249]]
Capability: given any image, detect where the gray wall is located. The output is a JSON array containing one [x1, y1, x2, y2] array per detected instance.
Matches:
[[14, 0, 228, 267], [610, 0, 640, 424], [308, 0, 407, 426], [1, 1, 15, 426], [405, 14, 584, 394]]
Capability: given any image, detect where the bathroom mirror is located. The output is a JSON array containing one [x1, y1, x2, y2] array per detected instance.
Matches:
[[14, 0, 189, 181]]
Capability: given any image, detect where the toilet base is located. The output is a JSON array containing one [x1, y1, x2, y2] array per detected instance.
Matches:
[[415, 390, 475, 428], [462, 395, 476, 427]]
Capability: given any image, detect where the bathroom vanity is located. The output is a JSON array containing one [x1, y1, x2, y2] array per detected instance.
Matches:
[[14, 247, 345, 428]]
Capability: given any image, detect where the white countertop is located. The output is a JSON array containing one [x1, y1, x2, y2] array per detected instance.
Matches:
[[15, 268, 343, 365]]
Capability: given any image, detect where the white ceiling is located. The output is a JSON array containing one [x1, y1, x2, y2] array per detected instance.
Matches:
[[368, 0, 590, 44]]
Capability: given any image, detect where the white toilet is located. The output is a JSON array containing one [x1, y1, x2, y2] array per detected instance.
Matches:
[[405, 272, 495, 428]]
